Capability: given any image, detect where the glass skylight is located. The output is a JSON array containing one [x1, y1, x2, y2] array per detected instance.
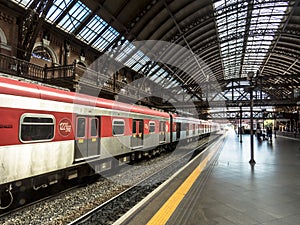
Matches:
[[214, 0, 288, 79], [150, 68, 166, 83], [57, 1, 90, 33], [91, 26, 119, 51], [11, 0, 32, 8], [11, 0, 181, 93], [242, 1, 289, 77], [164, 79, 180, 89], [46, 0, 73, 23], [114, 40, 134, 62], [77, 15, 107, 44]]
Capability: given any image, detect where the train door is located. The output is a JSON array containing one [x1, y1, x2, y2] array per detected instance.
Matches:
[[88, 117, 100, 156], [200, 123, 204, 134], [176, 122, 181, 140], [159, 121, 166, 143], [186, 123, 189, 137], [75, 116, 100, 161], [131, 119, 144, 149]]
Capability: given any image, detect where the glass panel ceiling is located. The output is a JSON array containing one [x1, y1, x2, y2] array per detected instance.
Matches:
[[92, 26, 119, 51], [214, 0, 288, 79], [57, 1, 90, 33], [11, 0, 179, 91], [77, 15, 107, 44], [46, 0, 72, 22], [11, 0, 31, 8]]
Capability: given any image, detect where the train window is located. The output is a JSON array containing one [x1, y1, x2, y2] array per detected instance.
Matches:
[[20, 114, 55, 142], [132, 120, 136, 134], [149, 122, 155, 133], [113, 119, 125, 136], [90, 118, 98, 137], [77, 117, 86, 138]]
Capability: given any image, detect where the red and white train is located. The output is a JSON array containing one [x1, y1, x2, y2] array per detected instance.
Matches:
[[0, 75, 219, 209]]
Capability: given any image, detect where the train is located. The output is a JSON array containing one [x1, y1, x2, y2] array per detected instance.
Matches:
[[0, 75, 219, 209]]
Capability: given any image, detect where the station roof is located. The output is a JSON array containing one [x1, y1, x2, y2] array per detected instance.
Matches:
[[11, 0, 300, 111]]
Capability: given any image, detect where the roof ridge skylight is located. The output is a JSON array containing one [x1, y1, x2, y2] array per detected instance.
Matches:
[[214, 0, 289, 79]]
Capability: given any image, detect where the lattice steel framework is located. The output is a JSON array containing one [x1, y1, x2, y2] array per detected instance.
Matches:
[[9, 0, 300, 115]]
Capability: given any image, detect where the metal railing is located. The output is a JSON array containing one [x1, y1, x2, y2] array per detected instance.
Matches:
[[45, 64, 74, 80], [0, 53, 151, 99], [0, 53, 45, 81]]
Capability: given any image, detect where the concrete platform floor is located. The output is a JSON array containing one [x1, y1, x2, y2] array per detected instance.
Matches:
[[166, 128, 300, 225]]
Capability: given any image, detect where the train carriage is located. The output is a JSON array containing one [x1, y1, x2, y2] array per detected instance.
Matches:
[[172, 116, 212, 143], [0, 75, 219, 210], [0, 76, 170, 190]]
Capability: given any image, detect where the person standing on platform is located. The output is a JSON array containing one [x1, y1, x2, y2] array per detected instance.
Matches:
[[256, 126, 261, 141], [267, 126, 272, 142]]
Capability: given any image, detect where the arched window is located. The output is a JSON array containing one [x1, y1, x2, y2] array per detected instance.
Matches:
[[32, 46, 52, 62], [0, 27, 11, 52], [31, 43, 58, 66]]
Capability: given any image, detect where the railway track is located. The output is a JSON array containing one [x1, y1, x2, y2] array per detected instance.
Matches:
[[68, 134, 222, 225], [0, 134, 222, 224], [0, 174, 101, 218]]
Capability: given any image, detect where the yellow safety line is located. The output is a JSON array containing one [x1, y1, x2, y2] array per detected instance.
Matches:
[[146, 147, 217, 225]]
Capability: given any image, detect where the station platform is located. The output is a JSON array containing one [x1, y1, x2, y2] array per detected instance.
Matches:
[[114, 129, 300, 225]]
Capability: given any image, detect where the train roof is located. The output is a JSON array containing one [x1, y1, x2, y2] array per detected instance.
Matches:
[[0, 76, 170, 118], [173, 115, 209, 124]]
